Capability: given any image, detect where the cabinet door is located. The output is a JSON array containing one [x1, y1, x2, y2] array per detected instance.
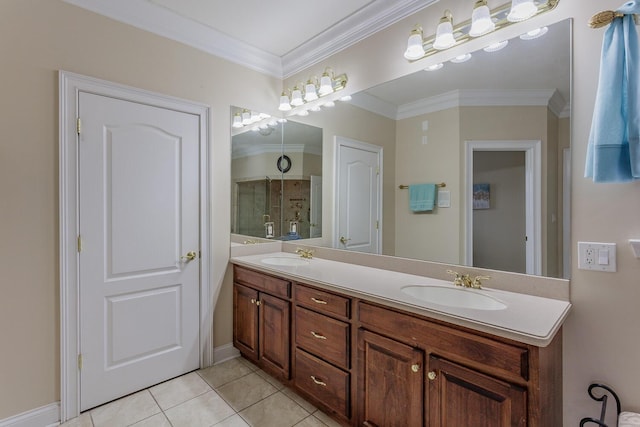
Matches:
[[233, 283, 259, 361], [259, 293, 291, 378], [358, 329, 424, 427], [428, 356, 527, 427]]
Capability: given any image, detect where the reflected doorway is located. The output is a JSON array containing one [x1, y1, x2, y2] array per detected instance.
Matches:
[[464, 140, 542, 275]]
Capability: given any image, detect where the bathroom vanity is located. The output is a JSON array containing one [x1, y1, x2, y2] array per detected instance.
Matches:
[[231, 251, 569, 427]]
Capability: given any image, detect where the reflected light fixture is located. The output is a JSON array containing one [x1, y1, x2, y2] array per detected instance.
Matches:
[[278, 67, 348, 113], [451, 53, 472, 63], [232, 113, 243, 128], [483, 40, 509, 52], [520, 26, 549, 40], [507, 0, 538, 22], [232, 109, 272, 131], [469, 0, 495, 37], [404, 25, 426, 60], [402, 0, 559, 62], [425, 63, 444, 71], [433, 10, 455, 50]]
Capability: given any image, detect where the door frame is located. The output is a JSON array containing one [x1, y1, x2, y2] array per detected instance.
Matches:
[[333, 136, 383, 253], [59, 71, 212, 421], [463, 140, 542, 275]]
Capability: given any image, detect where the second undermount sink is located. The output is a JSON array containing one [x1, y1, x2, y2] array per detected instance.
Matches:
[[401, 285, 507, 311], [261, 256, 310, 267]]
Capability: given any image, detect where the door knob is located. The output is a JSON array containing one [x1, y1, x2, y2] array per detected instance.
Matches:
[[339, 236, 351, 244], [181, 251, 197, 261]]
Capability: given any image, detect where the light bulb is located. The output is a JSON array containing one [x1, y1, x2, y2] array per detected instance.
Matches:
[[469, 0, 495, 37], [404, 26, 426, 60], [507, 0, 537, 22], [433, 11, 455, 50]]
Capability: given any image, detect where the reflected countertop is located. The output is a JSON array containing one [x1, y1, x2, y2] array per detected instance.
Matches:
[[230, 251, 571, 347]]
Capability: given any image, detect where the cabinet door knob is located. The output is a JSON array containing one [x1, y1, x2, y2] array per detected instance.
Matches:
[[310, 331, 327, 340], [411, 364, 420, 373], [310, 297, 327, 305], [427, 371, 437, 381], [250, 298, 256, 304], [310, 375, 327, 387], [255, 300, 261, 306]]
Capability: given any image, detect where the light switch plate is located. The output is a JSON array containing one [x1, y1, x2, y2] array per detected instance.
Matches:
[[577, 241, 617, 272]]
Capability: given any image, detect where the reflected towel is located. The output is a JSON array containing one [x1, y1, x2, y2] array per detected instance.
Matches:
[[409, 183, 436, 212], [585, 0, 640, 182]]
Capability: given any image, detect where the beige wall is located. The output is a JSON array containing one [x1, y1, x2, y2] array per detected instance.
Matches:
[[2, 0, 640, 425], [0, 0, 280, 419], [395, 108, 462, 263]]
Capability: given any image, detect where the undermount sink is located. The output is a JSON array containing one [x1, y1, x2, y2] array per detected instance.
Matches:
[[401, 285, 507, 311], [261, 256, 309, 267]]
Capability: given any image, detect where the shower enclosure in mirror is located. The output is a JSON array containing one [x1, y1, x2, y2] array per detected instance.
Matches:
[[231, 108, 322, 241]]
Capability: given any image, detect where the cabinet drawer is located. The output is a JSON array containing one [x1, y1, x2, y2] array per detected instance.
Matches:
[[358, 302, 529, 381], [295, 284, 350, 319], [295, 348, 350, 418], [234, 266, 290, 298], [295, 306, 350, 369]]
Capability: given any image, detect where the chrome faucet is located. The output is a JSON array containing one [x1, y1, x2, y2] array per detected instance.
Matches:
[[296, 248, 314, 259], [447, 270, 490, 289]]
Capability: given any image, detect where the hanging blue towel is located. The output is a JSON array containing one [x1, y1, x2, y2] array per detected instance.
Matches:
[[585, 1, 640, 182], [409, 183, 437, 212]]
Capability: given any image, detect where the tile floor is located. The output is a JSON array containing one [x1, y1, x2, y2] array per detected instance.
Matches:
[[60, 357, 341, 427]]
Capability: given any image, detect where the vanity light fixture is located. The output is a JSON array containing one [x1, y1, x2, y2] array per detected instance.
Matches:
[[519, 26, 549, 40], [433, 10, 456, 50], [469, 0, 495, 37], [232, 113, 243, 128], [278, 67, 348, 113], [231, 109, 273, 132], [403, 0, 559, 62]]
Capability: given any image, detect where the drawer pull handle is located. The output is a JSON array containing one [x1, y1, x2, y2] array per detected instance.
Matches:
[[311, 297, 328, 305], [310, 331, 327, 340], [427, 371, 437, 381], [310, 375, 327, 387]]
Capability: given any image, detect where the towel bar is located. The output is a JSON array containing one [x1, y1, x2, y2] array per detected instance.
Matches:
[[399, 182, 446, 189]]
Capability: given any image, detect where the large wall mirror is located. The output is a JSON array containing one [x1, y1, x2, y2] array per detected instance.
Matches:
[[231, 18, 571, 279], [231, 112, 323, 241]]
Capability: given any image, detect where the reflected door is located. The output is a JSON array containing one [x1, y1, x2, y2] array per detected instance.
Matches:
[[78, 92, 200, 410], [335, 137, 381, 254]]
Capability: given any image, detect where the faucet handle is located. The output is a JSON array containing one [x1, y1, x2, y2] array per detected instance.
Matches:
[[447, 269, 465, 287], [471, 275, 490, 289]]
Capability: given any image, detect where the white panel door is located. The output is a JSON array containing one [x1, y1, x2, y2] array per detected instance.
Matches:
[[336, 141, 381, 253], [78, 92, 200, 411]]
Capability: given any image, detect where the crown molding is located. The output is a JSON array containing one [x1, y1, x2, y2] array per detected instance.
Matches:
[[281, 0, 439, 78], [63, 0, 438, 79], [63, 0, 283, 77], [353, 88, 568, 120]]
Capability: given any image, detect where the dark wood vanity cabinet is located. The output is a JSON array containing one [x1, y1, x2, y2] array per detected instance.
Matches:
[[233, 266, 291, 380], [232, 266, 562, 427]]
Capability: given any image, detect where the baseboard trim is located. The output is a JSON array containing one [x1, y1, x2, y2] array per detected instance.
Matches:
[[0, 403, 60, 427], [212, 343, 240, 365]]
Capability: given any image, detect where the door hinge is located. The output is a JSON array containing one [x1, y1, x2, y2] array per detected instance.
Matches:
[[77, 235, 82, 253], [78, 354, 83, 371], [76, 117, 81, 135], [376, 166, 380, 175], [376, 220, 379, 230]]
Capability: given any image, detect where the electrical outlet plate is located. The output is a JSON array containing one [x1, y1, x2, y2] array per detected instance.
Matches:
[[578, 242, 617, 272]]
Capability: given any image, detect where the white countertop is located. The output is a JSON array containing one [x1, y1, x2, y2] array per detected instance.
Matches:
[[230, 252, 571, 347]]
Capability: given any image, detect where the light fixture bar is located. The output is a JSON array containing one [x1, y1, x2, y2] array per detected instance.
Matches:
[[405, 0, 559, 62], [278, 70, 348, 115]]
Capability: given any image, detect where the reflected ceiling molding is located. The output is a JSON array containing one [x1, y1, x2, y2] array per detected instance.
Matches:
[[351, 89, 568, 120]]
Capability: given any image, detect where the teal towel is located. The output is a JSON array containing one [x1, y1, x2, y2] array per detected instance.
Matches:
[[585, 0, 640, 182], [409, 183, 436, 212]]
